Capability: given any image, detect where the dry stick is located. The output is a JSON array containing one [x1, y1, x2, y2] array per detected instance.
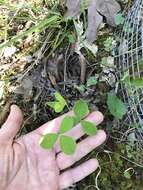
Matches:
[[64, 45, 70, 90], [79, 52, 86, 83], [95, 166, 101, 190]]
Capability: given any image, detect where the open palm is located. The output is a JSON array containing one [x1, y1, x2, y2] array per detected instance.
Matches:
[[0, 105, 106, 190]]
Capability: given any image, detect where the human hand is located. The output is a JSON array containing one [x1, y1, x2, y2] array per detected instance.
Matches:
[[0, 105, 106, 190]]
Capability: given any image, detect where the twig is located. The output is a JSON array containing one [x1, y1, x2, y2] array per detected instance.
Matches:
[[64, 45, 70, 90], [79, 52, 87, 83], [95, 166, 101, 190]]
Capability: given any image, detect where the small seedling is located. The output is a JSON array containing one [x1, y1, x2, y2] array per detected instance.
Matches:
[[47, 92, 67, 113], [40, 94, 98, 155]]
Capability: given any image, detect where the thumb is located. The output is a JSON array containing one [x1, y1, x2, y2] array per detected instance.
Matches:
[[0, 105, 23, 142]]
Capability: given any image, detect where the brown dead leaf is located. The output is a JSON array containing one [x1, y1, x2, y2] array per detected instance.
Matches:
[[96, 0, 121, 26], [86, 0, 103, 43], [65, 0, 121, 42], [65, 0, 81, 17], [86, 0, 121, 42]]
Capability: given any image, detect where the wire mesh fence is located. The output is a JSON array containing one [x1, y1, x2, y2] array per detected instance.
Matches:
[[115, 0, 143, 148]]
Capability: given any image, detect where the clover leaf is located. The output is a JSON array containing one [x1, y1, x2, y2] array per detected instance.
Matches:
[[73, 99, 89, 120], [81, 120, 97, 136], [40, 133, 58, 149], [60, 135, 76, 155]]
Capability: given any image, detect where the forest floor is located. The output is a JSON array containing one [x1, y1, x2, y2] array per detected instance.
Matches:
[[0, 0, 143, 189]]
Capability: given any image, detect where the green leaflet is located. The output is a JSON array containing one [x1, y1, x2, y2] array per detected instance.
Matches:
[[60, 135, 76, 155], [81, 120, 97, 136], [59, 116, 74, 134], [107, 93, 127, 119], [73, 99, 89, 120], [40, 133, 58, 149]]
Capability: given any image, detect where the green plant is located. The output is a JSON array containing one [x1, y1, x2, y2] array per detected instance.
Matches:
[[74, 76, 98, 93], [115, 13, 125, 25], [47, 92, 67, 113], [103, 37, 114, 52], [73, 19, 98, 56], [40, 94, 98, 155], [0, 14, 62, 49], [86, 76, 98, 87], [121, 70, 143, 90], [80, 0, 89, 12], [107, 92, 127, 119], [67, 33, 76, 44]]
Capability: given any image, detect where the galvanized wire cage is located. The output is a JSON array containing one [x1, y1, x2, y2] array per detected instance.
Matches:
[[115, 0, 143, 147]]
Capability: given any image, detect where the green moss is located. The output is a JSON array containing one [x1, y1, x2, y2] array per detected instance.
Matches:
[[78, 143, 143, 190]]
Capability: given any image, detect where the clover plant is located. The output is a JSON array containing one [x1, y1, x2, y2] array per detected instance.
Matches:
[[40, 93, 97, 155]]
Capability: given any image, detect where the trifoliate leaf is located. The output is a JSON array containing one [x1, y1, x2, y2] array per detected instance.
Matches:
[[81, 120, 97, 136], [73, 99, 89, 120], [107, 93, 127, 119], [60, 135, 76, 155], [40, 133, 58, 149], [59, 116, 74, 134], [47, 92, 67, 113]]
